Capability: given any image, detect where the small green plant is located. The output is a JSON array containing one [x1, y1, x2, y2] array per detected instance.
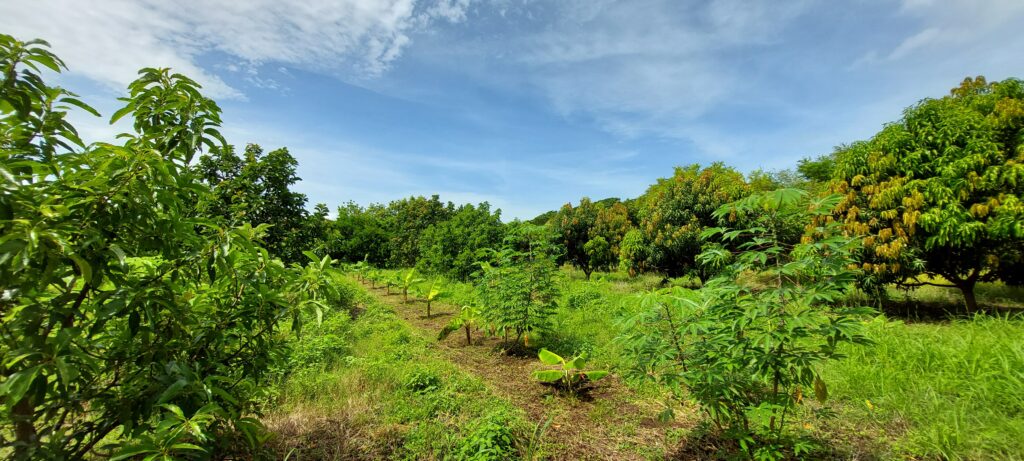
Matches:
[[532, 348, 609, 393], [422, 279, 443, 317], [476, 238, 558, 348], [404, 369, 443, 394], [454, 411, 517, 461], [520, 415, 554, 461], [401, 268, 425, 303], [439, 304, 483, 345]]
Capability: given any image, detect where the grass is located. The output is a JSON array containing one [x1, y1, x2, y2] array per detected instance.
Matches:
[[264, 276, 529, 460], [327, 267, 1024, 460], [820, 314, 1024, 460]]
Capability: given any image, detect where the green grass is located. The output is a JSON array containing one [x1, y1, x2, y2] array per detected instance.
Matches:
[[266, 277, 528, 460], [820, 315, 1024, 460]]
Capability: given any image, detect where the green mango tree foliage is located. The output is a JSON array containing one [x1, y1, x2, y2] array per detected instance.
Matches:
[[330, 201, 391, 266], [417, 201, 505, 280], [384, 195, 454, 268], [550, 197, 600, 278], [832, 76, 1024, 312], [195, 143, 310, 263], [0, 35, 337, 458], [550, 198, 632, 279], [631, 163, 751, 280]]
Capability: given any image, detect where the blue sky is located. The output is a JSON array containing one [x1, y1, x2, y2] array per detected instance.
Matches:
[[3, 0, 1023, 219]]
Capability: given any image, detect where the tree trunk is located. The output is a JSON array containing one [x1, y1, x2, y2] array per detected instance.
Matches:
[[960, 283, 979, 314], [953, 270, 980, 315], [584, 269, 592, 280], [403, 289, 408, 303], [426, 301, 431, 318], [465, 325, 472, 345], [13, 397, 37, 457]]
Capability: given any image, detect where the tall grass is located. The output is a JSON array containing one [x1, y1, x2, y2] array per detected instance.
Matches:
[[820, 315, 1024, 460]]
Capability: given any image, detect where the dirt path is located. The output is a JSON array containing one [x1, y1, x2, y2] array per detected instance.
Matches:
[[358, 281, 696, 460]]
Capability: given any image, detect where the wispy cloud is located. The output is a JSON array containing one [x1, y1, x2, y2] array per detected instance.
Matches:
[[0, 0, 473, 98]]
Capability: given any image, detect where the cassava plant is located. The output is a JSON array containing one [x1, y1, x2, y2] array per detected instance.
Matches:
[[475, 240, 558, 349], [620, 189, 873, 458], [532, 348, 608, 393]]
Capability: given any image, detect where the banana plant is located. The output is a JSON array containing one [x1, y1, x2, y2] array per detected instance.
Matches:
[[532, 348, 609, 393], [422, 279, 443, 317], [400, 268, 424, 303], [384, 272, 399, 295], [351, 259, 368, 281], [438, 304, 481, 345]]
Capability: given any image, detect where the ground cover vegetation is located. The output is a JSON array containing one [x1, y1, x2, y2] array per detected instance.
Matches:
[[2, 33, 1023, 460]]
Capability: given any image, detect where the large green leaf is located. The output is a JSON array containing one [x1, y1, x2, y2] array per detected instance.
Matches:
[[537, 348, 563, 366], [533, 370, 564, 383]]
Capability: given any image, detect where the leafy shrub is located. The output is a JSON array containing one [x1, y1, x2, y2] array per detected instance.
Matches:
[[563, 283, 604, 310], [476, 244, 558, 348], [0, 35, 345, 458], [454, 411, 517, 461], [620, 189, 874, 458], [405, 369, 443, 394]]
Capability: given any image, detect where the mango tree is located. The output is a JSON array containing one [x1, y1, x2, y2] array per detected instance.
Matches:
[[832, 76, 1024, 312], [0, 35, 335, 458], [630, 163, 750, 280]]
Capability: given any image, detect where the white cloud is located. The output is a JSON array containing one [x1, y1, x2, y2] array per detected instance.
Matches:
[[0, 0, 472, 98], [887, 27, 942, 61], [474, 0, 812, 143], [856, 0, 1024, 66]]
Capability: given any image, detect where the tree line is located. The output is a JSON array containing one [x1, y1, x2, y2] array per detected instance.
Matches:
[[203, 77, 1024, 313]]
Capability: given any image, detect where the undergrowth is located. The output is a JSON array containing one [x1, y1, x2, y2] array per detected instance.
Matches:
[[264, 277, 530, 460]]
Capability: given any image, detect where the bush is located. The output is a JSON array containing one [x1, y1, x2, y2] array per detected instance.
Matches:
[[454, 411, 517, 460]]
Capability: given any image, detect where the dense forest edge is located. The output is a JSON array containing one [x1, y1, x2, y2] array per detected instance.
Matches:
[[1, 33, 1023, 460]]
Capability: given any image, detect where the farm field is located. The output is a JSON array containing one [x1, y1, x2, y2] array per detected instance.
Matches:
[[3, 5, 1024, 460], [270, 268, 1019, 459]]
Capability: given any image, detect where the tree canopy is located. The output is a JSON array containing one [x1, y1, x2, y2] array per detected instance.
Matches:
[[832, 76, 1024, 311]]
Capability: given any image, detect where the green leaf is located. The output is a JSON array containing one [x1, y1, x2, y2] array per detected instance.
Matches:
[[109, 105, 134, 124], [68, 253, 92, 283], [533, 370, 564, 383], [157, 378, 188, 404], [583, 370, 609, 381], [110, 444, 159, 461], [0, 365, 41, 402], [169, 443, 206, 452], [60, 96, 101, 117], [537, 348, 563, 366]]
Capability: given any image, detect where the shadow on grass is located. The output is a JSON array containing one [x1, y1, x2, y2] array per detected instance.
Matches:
[[665, 421, 886, 461], [877, 298, 1023, 322]]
